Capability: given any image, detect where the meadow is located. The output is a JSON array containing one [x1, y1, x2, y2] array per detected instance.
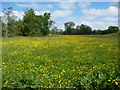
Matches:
[[2, 34, 120, 89]]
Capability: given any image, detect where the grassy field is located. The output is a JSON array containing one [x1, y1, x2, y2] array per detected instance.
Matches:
[[2, 34, 120, 89]]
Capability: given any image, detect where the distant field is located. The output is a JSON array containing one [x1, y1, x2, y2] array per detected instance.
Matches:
[[2, 34, 119, 89]]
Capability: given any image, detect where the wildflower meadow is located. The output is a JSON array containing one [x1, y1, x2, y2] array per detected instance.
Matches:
[[2, 34, 120, 89]]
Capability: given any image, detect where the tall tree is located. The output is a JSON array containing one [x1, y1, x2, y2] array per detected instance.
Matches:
[[23, 8, 37, 36], [35, 13, 54, 36], [75, 25, 81, 35], [2, 7, 17, 37], [51, 26, 58, 34], [79, 24, 92, 35], [107, 26, 119, 33], [41, 13, 53, 36], [16, 20, 24, 36], [64, 22, 75, 35], [0, 16, 2, 36]]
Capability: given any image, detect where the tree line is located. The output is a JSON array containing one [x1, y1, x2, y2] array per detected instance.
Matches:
[[63, 22, 119, 35], [0, 7, 119, 37], [1, 7, 54, 37]]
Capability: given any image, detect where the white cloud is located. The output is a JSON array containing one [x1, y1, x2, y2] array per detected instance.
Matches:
[[2, 0, 118, 2], [11, 10, 51, 20], [110, 0, 119, 2], [66, 0, 77, 2], [16, 3, 53, 9], [78, 2, 91, 8], [80, 15, 98, 21], [47, 4, 53, 9], [109, 2, 118, 6], [66, 16, 79, 21], [66, 15, 98, 22], [76, 21, 118, 30], [35, 10, 51, 15], [76, 6, 118, 29], [52, 10, 73, 18], [66, 16, 118, 23], [102, 17, 118, 22], [12, 11, 24, 20], [54, 21, 65, 29], [58, 10, 118, 29], [81, 6, 118, 17], [57, 2, 76, 10], [64, 6, 118, 30], [0, 12, 4, 16]]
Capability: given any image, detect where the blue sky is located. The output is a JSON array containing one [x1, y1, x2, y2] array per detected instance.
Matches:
[[1, 1, 118, 30]]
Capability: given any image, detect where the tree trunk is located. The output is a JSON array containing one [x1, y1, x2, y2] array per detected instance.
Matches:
[[5, 30, 8, 37]]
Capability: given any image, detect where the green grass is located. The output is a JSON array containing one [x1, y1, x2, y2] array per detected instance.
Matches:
[[2, 34, 119, 89]]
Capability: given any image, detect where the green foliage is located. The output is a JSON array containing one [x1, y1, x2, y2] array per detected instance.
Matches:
[[78, 24, 92, 35], [16, 20, 24, 36], [63, 22, 119, 35], [22, 9, 53, 37], [63, 23, 92, 35], [92, 26, 119, 35], [2, 7, 54, 37], [107, 26, 119, 33], [22, 8, 37, 36], [51, 26, 58, 34], [39, 13, 53, 36], [64, 22, 75, 35]]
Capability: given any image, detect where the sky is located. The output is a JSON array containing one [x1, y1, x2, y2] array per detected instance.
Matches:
[[1, 0, 119, 30]]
